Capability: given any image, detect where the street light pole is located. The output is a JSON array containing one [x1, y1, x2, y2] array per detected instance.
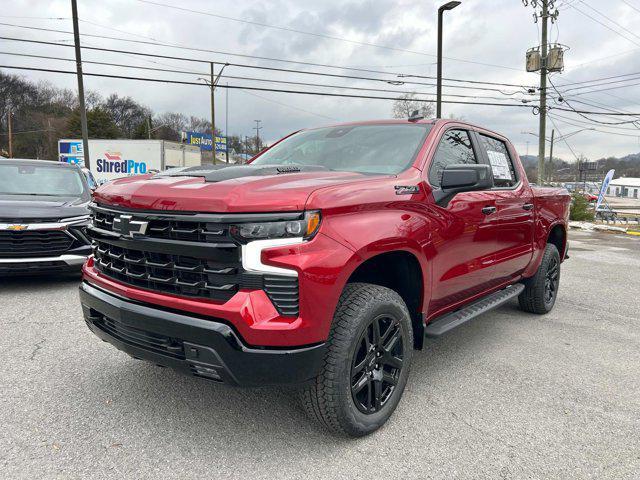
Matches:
[[436, 1, 461, 118]]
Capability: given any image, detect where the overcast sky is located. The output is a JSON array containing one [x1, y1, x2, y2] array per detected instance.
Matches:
[[3, 0, 640, 161]]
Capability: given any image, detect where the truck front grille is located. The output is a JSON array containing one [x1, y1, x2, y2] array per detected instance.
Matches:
[[88, 205, 300, 316], [0, 230, 73, 257], [93, 208, 228, 243], [92, 242, 240, 301]]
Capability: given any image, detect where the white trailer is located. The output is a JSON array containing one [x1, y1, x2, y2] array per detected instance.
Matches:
[[58, 139, 201, 184]]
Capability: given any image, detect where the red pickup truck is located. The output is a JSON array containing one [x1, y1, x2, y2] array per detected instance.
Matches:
[[80, 119, 570, 436]]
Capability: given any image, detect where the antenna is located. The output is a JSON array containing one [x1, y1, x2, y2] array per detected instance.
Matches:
[[408, 110, 424, 122]]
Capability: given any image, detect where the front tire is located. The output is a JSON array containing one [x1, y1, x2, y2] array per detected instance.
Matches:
[[518, 243, 561, 314], [299, 283, 413, 437]]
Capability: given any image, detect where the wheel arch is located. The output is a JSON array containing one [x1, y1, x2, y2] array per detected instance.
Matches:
[[345, 249, 426, 350], [547, 222, 567, 260]]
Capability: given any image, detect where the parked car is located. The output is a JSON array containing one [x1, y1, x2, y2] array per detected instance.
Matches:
[[80, 119, 571, 436], [0, 159, 92, 275]]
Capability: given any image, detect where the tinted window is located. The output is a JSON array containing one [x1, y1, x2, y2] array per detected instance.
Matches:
[[0, 164, 88, 197], [252, 124, 431, 175], [479, 134, 517, 188], [428, 129, 477, 188]]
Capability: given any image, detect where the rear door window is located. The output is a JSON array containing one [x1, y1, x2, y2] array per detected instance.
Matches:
[[478, 134, 518, 188], [428, 129, 478, 188]]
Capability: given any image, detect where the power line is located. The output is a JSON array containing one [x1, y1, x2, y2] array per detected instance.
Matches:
[[556, 70, 640, 88], [0, 63, 539, 109], [564, 2, 640, 48], [577, 0, 640, 43], [0, 35, 531, 95], [239, 89, 337, 121], [621, 0, 640, 14], [548, 115, 581, 161], [0, 128, 52, 135], [550, 110, 640, 131], [0, 23, 530, 88], [133, 0, 522, 72], [548, 77, 640, 124], [0, 50, 536, 102], [550, 112, 640, 137]]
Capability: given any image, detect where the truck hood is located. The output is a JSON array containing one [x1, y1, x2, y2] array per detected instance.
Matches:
[[93, 167, 372, 212], [0, 194, 90, 220]]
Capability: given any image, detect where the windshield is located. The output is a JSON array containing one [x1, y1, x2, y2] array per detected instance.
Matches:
[[0, 163, 88, 197], [252, 124, 432, 175]]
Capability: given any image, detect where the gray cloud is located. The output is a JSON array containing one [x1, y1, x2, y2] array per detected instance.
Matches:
[[3, 0, 640, 160]]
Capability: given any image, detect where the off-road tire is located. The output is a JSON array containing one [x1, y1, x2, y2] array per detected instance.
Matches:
[[299, 283, 413, 437], [518, 243, 561, 314]]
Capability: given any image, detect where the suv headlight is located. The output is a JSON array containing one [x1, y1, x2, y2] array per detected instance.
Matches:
[[231, 210, 321, 242]]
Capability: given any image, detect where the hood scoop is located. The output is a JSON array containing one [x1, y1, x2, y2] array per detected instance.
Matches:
[[155, 164, 328, 183]]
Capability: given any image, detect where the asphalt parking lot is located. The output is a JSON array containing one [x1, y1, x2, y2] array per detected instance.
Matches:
[[1, 230, 639, 479]]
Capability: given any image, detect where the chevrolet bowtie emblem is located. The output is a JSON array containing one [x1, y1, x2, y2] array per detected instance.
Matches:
[[7, 225, 28, 231], [112, 215, 149, 238]]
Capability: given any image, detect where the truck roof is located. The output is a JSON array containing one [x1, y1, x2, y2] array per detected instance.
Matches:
[[304, 118, 509, 141]]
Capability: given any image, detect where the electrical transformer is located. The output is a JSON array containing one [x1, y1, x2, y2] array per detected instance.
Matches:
[[526, 48, 541, 72]]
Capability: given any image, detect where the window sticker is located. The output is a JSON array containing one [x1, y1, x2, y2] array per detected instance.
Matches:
[[487, 150, 513, 180]]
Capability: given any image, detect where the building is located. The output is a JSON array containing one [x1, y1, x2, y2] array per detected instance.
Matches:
[[606, 177, 640, 199]]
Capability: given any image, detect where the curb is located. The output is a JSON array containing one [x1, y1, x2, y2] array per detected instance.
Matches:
[[569, 221, 640, 237]]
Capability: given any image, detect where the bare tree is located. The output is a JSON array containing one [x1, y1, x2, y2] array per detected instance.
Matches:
[[104, 94, 151, 138], [392, 93, 434, 119]]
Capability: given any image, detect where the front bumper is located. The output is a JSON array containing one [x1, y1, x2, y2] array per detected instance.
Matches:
[[0, 253, 88, 275], [79, 281, 326, 386]]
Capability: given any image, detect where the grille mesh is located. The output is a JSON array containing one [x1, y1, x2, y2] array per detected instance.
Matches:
[[0, 230, 73, 257], [90, 206, 300, 315]]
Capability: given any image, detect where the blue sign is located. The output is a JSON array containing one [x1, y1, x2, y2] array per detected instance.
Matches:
[[184, 131, 227, 152], [59, 140, 85, 166]]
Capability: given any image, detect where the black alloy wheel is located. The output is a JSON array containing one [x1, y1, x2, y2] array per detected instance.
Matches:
[[350, 314, 404, 414], [544, 255, 559, 307]]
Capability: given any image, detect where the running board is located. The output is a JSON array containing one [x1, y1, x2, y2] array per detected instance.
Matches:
[[424, 284, 525, 338]]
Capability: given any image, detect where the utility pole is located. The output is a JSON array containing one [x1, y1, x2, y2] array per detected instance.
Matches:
[[71, 0, 90, 169], [147, 116, 152, 139], [436, 1, 461, 118], [7, 111, 13, 158], [254, 120, 262, 151], [537, 0, 549, 185], [225, 82, 229, 163], [548, 128, 555, 183], [210, 62, 216, 164], [524, 0, 561, 185], [199, 63, 229, 163]]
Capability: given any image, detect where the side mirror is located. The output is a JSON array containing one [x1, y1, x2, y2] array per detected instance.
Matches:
[[441, 164, 493, 193]]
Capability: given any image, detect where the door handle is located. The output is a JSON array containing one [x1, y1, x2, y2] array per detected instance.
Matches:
[[481, 206, 497, 215], [522, 203, 534, 211]]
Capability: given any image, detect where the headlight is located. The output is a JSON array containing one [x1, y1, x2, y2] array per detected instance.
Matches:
[[231, 211, 321, 242]]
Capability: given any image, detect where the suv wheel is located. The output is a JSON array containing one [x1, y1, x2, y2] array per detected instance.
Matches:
[[518, 243, 561, 314], [299, 283, 413, 437]]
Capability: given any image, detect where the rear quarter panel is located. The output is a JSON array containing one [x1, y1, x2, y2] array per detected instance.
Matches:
[[522, 186, 571, 277]]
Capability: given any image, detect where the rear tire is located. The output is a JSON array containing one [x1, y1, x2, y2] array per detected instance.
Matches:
[[518, 243, 561, 314], [299, 283, 413, 437]]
